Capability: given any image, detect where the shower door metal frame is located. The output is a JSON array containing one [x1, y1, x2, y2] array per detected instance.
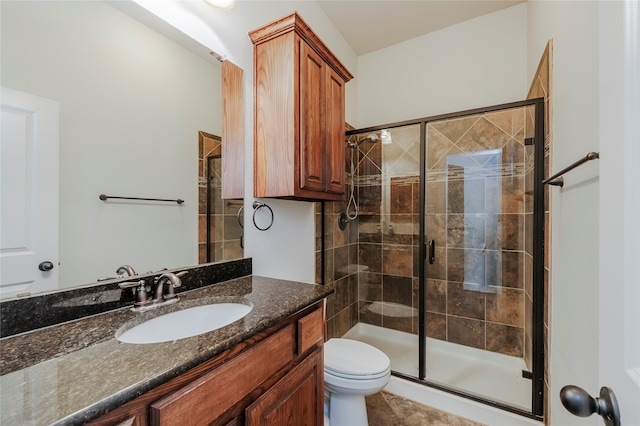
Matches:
[[347, 97, 546, 421]]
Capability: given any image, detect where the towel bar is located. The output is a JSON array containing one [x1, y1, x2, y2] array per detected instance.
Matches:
[[543, 152, 599, 187]]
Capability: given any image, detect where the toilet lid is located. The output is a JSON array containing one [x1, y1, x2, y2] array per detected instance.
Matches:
[[324, 338, 390, 378]]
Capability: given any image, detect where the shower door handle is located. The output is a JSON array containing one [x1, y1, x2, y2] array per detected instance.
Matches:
[[428, 240, 435, 264]]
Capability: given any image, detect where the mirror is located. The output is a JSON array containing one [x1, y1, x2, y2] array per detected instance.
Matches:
[[0, 0, 243, 295]]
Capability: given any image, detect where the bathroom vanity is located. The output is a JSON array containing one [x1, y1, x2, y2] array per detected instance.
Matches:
[[91, 300, 324, 425], [0, 271, 332, 425]]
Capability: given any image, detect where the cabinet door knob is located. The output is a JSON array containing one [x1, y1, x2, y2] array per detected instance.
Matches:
[[38, 261, 54, 271]]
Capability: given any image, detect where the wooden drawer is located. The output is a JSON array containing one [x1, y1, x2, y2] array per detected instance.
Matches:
[[150, 325, 294, 425], [297, 307, 323, 355]]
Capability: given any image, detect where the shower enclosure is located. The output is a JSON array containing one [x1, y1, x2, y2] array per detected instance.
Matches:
[[334, 99, 544, 419]]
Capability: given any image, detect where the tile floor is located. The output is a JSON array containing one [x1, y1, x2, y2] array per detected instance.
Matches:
[[365, 391, 486, 426]]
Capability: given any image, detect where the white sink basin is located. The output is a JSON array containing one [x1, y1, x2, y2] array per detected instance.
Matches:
[[116, 303, 253, 344]]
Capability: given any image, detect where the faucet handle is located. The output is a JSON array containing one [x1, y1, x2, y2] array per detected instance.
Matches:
[[118, 279, 151, 307], [97, 276, 119, 282], [174, 271, 188, 286], [118, 279, 146, 289]]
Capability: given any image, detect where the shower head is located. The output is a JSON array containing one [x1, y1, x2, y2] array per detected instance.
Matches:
[[364, 134, 379, 143], [346, 134, 379, 148]]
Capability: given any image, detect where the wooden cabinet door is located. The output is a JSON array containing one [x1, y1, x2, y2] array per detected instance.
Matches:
[[298, 40, 325, 193], [221, 60, 245, 200], [246, 348, 323, 426], [253, 32, 296, 198], [324, 65, 346, 195]]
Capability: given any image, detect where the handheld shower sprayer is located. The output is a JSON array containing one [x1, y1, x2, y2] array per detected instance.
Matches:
[[339, 133, 380, 230]]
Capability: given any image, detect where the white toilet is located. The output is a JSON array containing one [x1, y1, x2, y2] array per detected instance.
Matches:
[[324, 338, 391, 426]]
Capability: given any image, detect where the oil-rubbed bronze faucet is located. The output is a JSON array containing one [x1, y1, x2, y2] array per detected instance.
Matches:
[[118, 271, 188, 310], [153, 272, 185, 302], [98, 264, 138, 282]]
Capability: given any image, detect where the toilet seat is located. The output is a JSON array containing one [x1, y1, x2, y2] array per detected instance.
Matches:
[[325, 367, 390, 380], [324, 338, 390, 380]]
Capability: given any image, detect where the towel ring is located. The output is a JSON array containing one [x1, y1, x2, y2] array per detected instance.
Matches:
[[237, 205, 244, 229], [252, 201, 273, 231]]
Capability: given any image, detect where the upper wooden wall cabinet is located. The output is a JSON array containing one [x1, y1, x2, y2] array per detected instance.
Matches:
[[249, 12, 353, 201]]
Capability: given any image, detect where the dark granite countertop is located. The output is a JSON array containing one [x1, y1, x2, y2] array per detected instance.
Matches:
[[0, 275, 333, 426]]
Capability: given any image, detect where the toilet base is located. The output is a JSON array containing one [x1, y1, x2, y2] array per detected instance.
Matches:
[[327, 392, 369, 426]]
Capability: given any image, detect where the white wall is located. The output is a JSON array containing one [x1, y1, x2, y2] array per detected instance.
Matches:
[[127, 2, 527, 284], [356, 3, 528, 128], [1, 1, 220, 287], [133, 0, 359, 283], [527, 1, 604, 424]]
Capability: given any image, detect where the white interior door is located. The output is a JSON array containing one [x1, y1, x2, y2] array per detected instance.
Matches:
[[597, 1, 640, 425], [1, 86, 59, 299]]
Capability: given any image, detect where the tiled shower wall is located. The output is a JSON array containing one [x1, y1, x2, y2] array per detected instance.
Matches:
[[325, 114, 532, 359], [323, 117, 531, 360], [424, 109, 529, 358], [323, 49, 552, 369], [356, 127, 421, 335], [198, 132, 243, 264], [322, 125, 360, 338], [318, 202, 359, 338], [323, 126, 423, 339]]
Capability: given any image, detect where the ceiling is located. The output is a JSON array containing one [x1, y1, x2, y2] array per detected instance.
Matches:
[[316, 0, 526, 56]]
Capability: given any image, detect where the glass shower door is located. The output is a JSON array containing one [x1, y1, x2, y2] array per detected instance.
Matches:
[[423, 104, 537, 411], [345, 124, 422, 379]]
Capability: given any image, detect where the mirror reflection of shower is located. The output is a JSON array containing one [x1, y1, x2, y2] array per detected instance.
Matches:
[[339, 133, 381, 230]]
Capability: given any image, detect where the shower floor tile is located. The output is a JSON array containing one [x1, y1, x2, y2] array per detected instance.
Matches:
[[366, 391, 486, 426]]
